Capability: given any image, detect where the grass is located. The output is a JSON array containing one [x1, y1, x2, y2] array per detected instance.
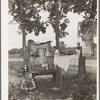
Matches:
[[9, 60, 97, 100], [9, 53, 22, 58]]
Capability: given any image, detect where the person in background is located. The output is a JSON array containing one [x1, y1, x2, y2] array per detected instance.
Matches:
[[59, 41, 66, 54]]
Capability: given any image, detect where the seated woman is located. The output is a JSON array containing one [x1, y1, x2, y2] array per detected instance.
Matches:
[[21, 72, 37, 92]]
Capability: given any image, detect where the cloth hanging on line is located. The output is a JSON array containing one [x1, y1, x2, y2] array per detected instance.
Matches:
[[54, 54, 80, 71]]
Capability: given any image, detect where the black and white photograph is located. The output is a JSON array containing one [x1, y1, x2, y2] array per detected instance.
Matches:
[[7, 0, 98, 100]]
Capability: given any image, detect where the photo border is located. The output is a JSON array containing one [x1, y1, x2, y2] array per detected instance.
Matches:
[[1, 0, 99, 100]]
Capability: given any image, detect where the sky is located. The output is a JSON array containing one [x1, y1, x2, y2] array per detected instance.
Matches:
[[8, 11, 96, 50]]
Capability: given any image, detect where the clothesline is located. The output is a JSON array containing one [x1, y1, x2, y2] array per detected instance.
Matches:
[[54, 54, 80, 72]]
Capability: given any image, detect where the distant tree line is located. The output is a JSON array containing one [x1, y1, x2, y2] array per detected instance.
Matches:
[[9, 43, 96, 56], [9, 46, 28, 54], [9, 48, 23, 54]]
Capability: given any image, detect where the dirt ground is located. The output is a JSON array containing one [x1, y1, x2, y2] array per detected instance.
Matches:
[[9, 59, 97, 100]]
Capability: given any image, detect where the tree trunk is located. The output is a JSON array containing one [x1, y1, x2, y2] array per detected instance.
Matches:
[[89, 0, 97, 19], [55, 26, 60, 49], [22, 27, 27, 66], [55, 0, 60, 49], [78, 47, 86, 82], [91, 39, 94, 56]]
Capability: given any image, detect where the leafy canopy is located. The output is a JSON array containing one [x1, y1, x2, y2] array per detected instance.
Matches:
[[9, 0, 97, 37]]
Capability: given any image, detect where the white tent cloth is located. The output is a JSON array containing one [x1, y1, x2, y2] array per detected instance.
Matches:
[[54, 54, 80, 71]]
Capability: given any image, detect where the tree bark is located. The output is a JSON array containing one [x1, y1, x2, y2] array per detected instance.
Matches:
[[89, 0, 97, 19], [91, 38, 94, 56], [22, 27, 27, 66], [55, 25, 60, 49], [78, 47, 86, 82], [55, 0, 60, 49]]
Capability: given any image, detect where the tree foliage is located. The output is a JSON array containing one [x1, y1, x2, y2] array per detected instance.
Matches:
[[80, 19, 97, 36], [71, 0, 97, 19], [79, 19, 97, 46], [9, 0, 97, 44], [9, 0, 46, 35]]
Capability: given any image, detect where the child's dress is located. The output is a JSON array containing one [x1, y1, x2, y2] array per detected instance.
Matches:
[[21, 78, 36, 92]]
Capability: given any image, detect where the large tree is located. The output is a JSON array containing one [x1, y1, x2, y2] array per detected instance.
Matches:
[[9, 0, 97, 64], [9, 0, 97, 47], [9, 0, 47, 65]]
